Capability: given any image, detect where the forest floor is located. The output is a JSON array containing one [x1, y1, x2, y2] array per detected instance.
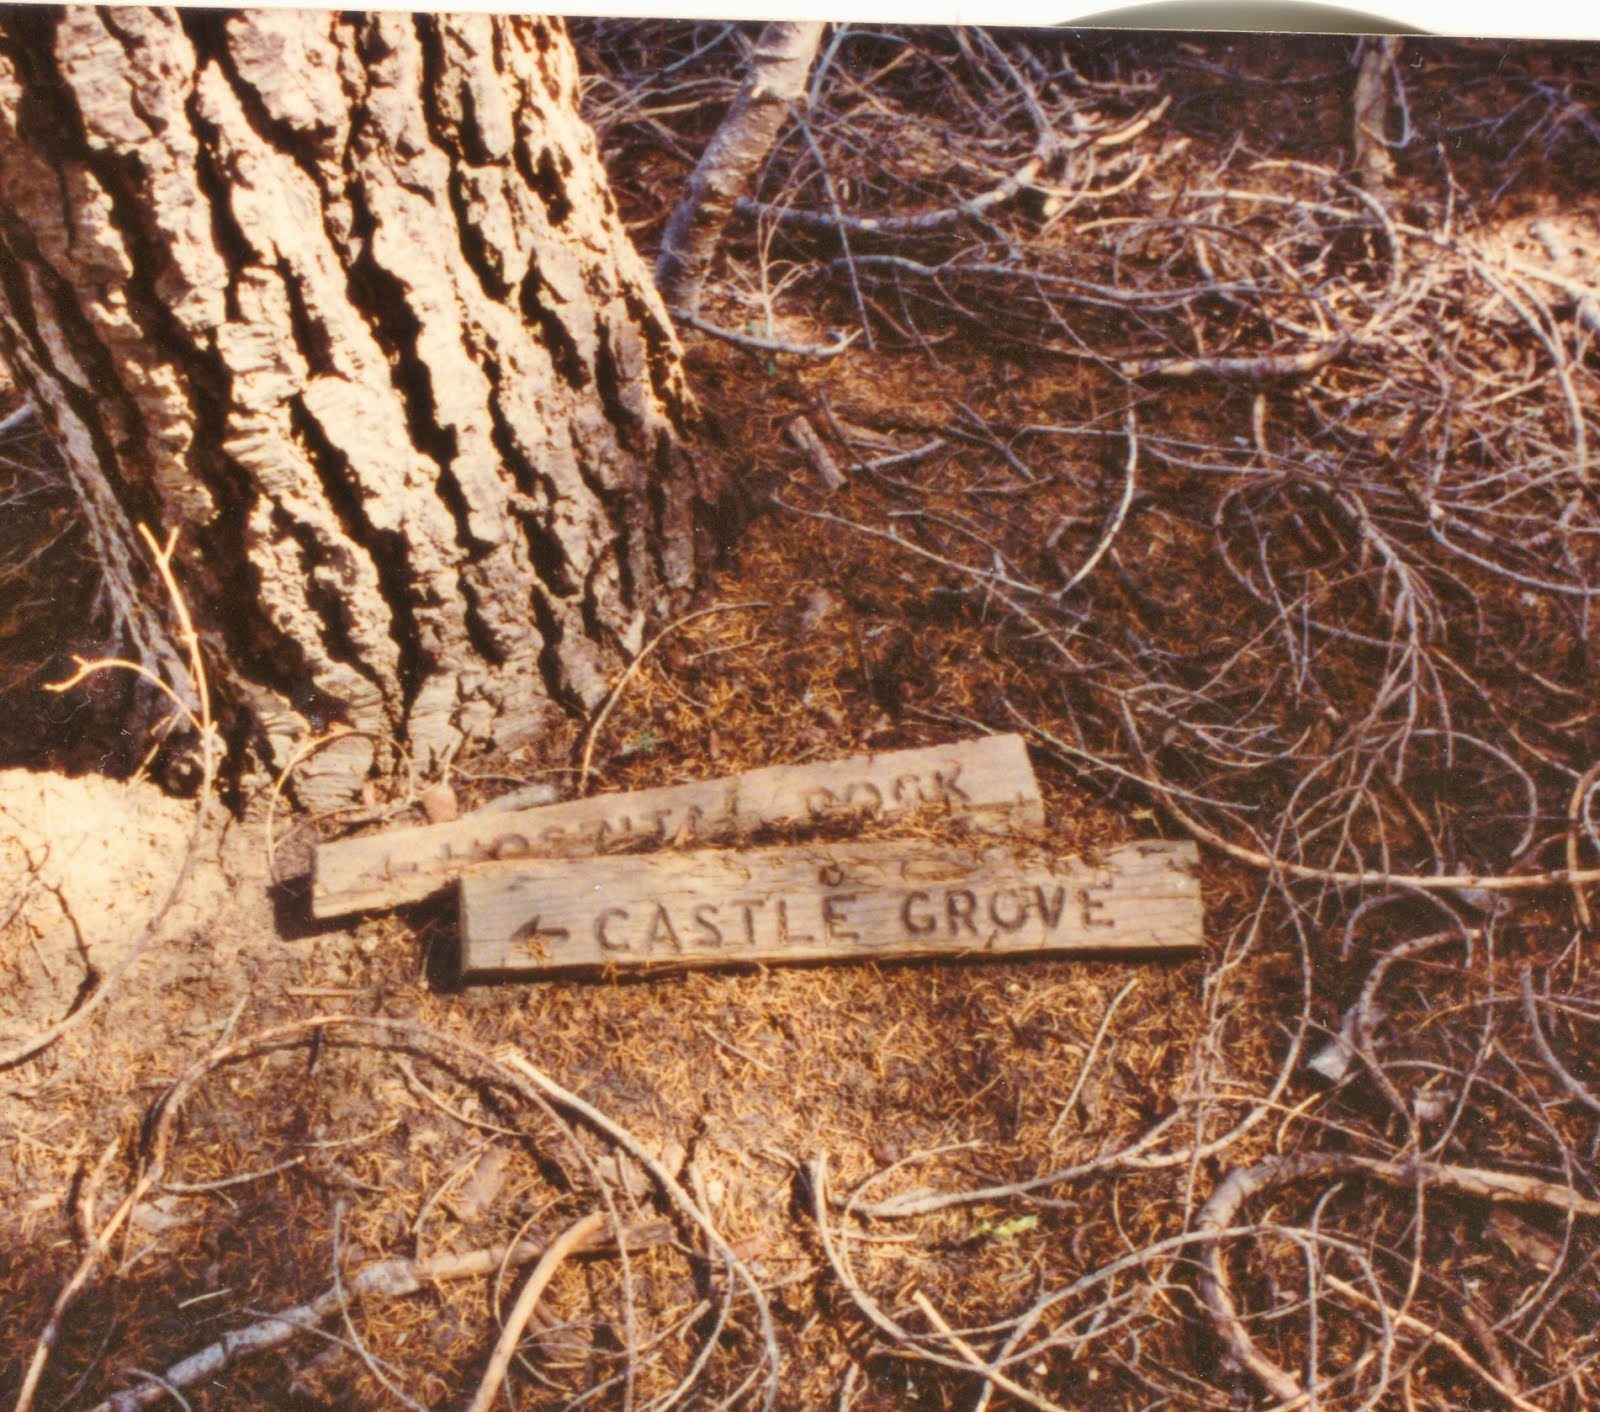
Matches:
[[4, 24, 1600, 1412]]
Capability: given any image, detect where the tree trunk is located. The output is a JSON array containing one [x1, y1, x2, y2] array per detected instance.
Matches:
[[0, 8, 699, 802]]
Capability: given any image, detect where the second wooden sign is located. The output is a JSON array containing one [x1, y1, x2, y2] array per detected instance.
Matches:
[[458, 839, 1201, 978]]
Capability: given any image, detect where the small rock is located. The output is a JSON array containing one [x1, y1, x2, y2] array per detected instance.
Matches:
[[419, 781, 458, 823]]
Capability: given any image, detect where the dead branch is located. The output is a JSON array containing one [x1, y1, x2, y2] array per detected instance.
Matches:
[[909, 1289, 1071, 1412], [13, 1138, 127, 1412], [463, 1210, 609, 1412], [1117, 339, 1349, 380], [677, 310, 857, 357], [496, 1048, 782, 1408], [785, 414, 848, 491], [1196, 1150, 1600, 1404], [1521, 964, 1600, 1118], [1351, 37, 1404, 189], [1057, 412, 1137, 594], [22, 1016, 768, 1412], [91, 1221, 670, 1412], [656, 21, 824, 316]]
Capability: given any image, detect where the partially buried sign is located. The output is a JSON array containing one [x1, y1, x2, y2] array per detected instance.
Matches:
[[458, 839, 1201, 978], [313, 733, 1044, 918]]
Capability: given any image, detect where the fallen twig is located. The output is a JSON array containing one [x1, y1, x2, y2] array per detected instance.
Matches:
[[1048, 975, 1138, 1140], [785, 415, 847, 492], [1057, 412, 1138, 595], [1117, 338, 1348, 381], [92, 1221, 669, 1412], [463, 1210, 609, 1412], [1520, 964, 1600, 1118], [909, 1289, 1070, 1412], [496, 1048, 781, 1409], [677, 312, 857, 357], [1196, 1150, 1600, 1405]]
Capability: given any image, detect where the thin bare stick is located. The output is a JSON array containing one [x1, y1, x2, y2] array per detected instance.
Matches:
[[910, 1290, 1071, 1412], [1152, 770, 1600, 894], [331, 1200, 426, 1411], [1520, 965, 1600, 1117], [1118, 338, 1348, 380], [14, 1138, 138, 1412], [496, 1049, 781, 1409], [1320, 1273, 1543, 1412], [1197, 1149, 1600, 1404], [463, 1210, 607, 1412], [678, 312, 857, 357], [1049, 976, 1138, 1140], [1058, 413, 1138, 595], [92, 1222, 669, 1412], [139, 525, 215, 784], [1566, 763, 1600, 928]]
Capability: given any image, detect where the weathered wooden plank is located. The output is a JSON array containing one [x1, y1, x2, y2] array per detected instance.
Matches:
[[313, 734, 1043, 918], [458, 840, 1201, 978]]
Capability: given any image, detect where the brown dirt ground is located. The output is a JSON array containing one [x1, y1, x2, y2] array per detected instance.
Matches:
[[0, 486, 1259, 1407], [0, 349, 1271, 1406], [4, 25, 1600, 1412]]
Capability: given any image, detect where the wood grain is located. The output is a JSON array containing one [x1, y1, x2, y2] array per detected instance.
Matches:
[[458, 839, 1201, 978], [313, 734, 1044, 917]]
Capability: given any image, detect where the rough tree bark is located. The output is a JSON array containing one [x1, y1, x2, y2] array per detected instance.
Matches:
[[0, 8, 699, 802]]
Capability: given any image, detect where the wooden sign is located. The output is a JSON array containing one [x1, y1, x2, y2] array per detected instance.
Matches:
[[457, 840, 1201, 978], [313, 734, 1044, 918]]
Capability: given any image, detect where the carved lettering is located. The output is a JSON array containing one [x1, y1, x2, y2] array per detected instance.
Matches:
[[534, 823, 571, 851], [902, 890, 936, 935], [683, 798, 738, 842], [989, 888, 1029, 931], [822, 894, 860, 944], [1079, 886, 1115, 929], [804, 786, 838, 817], [843, 781, 883, 813], [510, 914, 569, 960], [644, 903, 683, 951], [594, 814, 636, 848], [892, 772, 929, 804], [691, 903, 724, 946], [735, 899, 765, 945], [776, 899, 816, 946], [945, 889, 979, 935], [935, 761, 971, 805], [318, 734, 1045, 918], [595, 907, 629, 950], [1034, 884, 1067, 930], [458, 839, 1202, 977], [488, 832, 533, 861]]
